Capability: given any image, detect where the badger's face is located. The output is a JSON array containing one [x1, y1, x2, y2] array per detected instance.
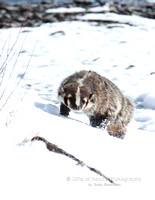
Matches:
[[58, 84, 94, 111]]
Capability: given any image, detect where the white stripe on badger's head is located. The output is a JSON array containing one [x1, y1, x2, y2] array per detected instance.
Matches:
[[75, 86, 81, 107], [66, 93, 72, 107], [77, 78, 84, 87], [82, 94, 95, 111]]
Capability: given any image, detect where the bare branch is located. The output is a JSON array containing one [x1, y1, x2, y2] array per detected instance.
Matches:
[[0, 39, 38, 112], [0, 3, 38, 112], [0, 32, 29, 101], [31, 136, 117, 185], [0, 3, 30, 77]]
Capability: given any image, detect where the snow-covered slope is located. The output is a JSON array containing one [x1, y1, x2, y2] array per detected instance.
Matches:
[[0, 11, 155, 199]]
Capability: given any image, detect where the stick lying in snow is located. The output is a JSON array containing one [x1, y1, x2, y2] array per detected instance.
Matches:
[[31, 136, 117, 185]]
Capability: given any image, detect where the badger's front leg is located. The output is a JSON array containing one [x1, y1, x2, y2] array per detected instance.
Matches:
[[60, 103, 71, 116], [89, 115, 108, 129]]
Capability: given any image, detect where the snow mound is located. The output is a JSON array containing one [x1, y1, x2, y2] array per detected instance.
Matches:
[[143, 94, 155, 109], [136, 93, 155, 110]]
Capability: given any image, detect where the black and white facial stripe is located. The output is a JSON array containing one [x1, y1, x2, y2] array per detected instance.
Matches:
[[58, 85, 94, 111]]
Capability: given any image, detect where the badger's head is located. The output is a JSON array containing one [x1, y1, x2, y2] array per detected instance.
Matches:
[[58, 83, 95, 111]]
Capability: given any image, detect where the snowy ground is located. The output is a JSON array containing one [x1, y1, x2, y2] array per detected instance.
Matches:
[[0, 9, 155, 199]]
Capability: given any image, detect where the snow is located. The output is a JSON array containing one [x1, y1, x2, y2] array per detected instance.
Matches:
[[46, 7, 86, 13], [46, 4, 110, 14], [147, 0, 155, 2], [142, 94, 155, 109], [0, 10, 155, 199]]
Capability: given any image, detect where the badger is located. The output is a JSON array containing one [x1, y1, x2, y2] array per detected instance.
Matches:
[[58, 70, 134, 138]]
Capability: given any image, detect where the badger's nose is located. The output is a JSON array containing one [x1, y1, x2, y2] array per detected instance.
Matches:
[[76, 105, 80, 110], [76, 105, 83, 110]]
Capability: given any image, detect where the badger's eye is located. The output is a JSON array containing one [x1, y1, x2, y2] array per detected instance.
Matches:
[[81, 99, 85, 104], [64, 97, 68, 106], [82, 98, 88, 104]]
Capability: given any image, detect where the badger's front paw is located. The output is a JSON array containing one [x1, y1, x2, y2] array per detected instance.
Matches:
[[60, 103, 70, 116], [90, 115, 108, 129]]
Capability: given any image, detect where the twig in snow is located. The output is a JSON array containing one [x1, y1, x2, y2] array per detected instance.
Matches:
[[31, 136, 117, 185], [17, 131, 40, 146]]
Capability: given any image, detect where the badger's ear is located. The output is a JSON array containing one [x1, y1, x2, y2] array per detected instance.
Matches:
[[89, 93, 95, 101], [58, 87, 64, 96]]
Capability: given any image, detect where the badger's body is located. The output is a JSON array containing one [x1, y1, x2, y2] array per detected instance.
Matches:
[[58, 70, 134, 138]]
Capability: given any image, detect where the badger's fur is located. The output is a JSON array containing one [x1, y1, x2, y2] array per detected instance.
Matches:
[[58, 70, 134, 138]]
